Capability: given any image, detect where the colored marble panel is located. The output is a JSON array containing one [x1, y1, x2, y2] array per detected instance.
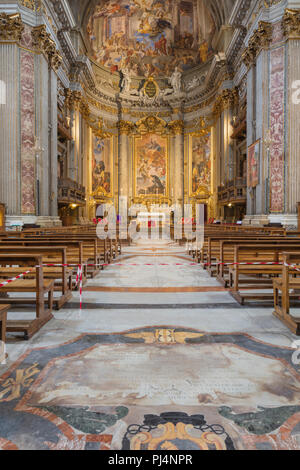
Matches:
[[20, 43, 35, 215], [269, 46, 285, 213]]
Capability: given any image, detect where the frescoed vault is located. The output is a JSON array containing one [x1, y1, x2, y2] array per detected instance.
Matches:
[[86, 0, 215, 77]]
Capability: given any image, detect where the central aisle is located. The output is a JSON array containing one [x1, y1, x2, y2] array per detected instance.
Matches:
[[1, 239, 300, 450]]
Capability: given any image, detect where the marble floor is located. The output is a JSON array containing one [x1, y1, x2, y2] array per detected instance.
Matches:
[[1, 238, 300, 450]]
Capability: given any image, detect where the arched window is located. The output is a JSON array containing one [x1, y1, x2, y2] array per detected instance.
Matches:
[[0, 80, 6, 105]]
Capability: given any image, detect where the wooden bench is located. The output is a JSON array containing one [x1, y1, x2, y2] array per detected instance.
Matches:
[[0, 305, 9, 343], [0, 254, 54, 340], [273, 252, 300, 335], [8, 236, 111, 276], [0, 246, 72, 309], [203, 235, 288, 273], [0, 240, 88, 288], [228, 244, 300, 305], [216, 238, 300, 287]]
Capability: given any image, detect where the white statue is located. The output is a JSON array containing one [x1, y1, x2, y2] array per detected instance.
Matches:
[[121, 68, 131, 94], [170, 67, 182, 94]]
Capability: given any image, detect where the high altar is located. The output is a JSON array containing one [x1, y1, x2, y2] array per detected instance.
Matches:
[[90, 113, 213, 220]]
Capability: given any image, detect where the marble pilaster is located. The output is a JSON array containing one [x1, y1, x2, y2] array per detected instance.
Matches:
[[0, 43, 20, 216]]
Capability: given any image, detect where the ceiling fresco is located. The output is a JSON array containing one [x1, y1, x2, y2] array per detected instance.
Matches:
[[86, 0, 216, 78]]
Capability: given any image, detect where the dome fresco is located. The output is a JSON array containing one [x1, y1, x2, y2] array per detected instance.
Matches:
[[86, 0, 216, 77]]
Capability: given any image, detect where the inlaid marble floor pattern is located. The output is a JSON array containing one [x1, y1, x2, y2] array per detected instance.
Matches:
[[1, 239, 300, 450]]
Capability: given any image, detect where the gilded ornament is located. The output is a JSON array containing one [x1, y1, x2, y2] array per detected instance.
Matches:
[[283, 9, 300, 38], [0, 13, 24, 42]]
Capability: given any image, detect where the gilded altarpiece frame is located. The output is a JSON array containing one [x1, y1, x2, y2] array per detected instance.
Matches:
[[188, 130, 212, 200], [133, 117, 170, 204], [92, 134, 114, 201]]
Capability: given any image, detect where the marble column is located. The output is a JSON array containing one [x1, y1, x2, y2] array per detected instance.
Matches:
[[284, 11, 300, 226], [118, 121, 133, 202], [171, 121, 185, 207], [0, 15, 62, 227], [49, 69, 58, 217], [243, 15, 300, 227]]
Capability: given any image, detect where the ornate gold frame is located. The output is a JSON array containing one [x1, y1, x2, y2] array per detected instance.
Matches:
[[188, 130, 212, 199], [133, 133, 170, 203], [91, 134, 114, 201]]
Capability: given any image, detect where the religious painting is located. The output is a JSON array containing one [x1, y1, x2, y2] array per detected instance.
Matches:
[[190, 134, 211, 197], [87, 0, 215, 78], [92, 136, 113, 197], [135, 134, 168, 196], [247, 139, 260, 188]]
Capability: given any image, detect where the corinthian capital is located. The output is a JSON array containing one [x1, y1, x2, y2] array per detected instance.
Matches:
[[0, 13, 24, 42], [168, 120, 184, 135], [283, 9, 300, 38], [242, 21, 272, 68], [32, 24, 62, 72]]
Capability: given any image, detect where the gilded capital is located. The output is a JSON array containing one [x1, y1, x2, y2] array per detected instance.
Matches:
[[0, 13, 24, 42], [64, 89, 82, 112], [168, 120, 184, 135], [32, 24, 62, 72], [242, 21, 272, 68], [283, 9, 300, 38], [118, 120, 135, 135], [80, 98, 90, 120], [213, 88, 238, 118]]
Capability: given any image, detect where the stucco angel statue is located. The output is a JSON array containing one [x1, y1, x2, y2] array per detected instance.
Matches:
[[170, 67, 182, 94], [120, 68, 132, 94]]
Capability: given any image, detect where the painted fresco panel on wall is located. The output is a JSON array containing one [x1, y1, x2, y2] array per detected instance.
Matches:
[[247, 140, 260, 189], [87, 0, 215, 77], [92, 136, 112, 197], [135, 134, 167, 196], [190, 134, 211, 196]]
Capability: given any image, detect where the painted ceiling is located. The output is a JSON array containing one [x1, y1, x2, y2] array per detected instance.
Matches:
[[77, 0, 233, 78]]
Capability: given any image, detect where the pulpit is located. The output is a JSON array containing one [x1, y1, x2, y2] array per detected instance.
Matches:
[[0, 203, 5, 231]]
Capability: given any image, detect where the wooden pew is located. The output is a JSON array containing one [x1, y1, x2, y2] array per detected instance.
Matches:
[[216, 238, 300, 287], [273, 252, 300, 335], [0, 246, 72, 309], [0, 240, 87, 287], [0, 254, 54, 340], [10, 236, 112, 275], [0, 305, 9, 343], [228, 244, 300, 305], [203, 234, 289, 273]]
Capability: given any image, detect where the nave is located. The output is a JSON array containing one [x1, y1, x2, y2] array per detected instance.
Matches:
[[1, 238, 300, 451]]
